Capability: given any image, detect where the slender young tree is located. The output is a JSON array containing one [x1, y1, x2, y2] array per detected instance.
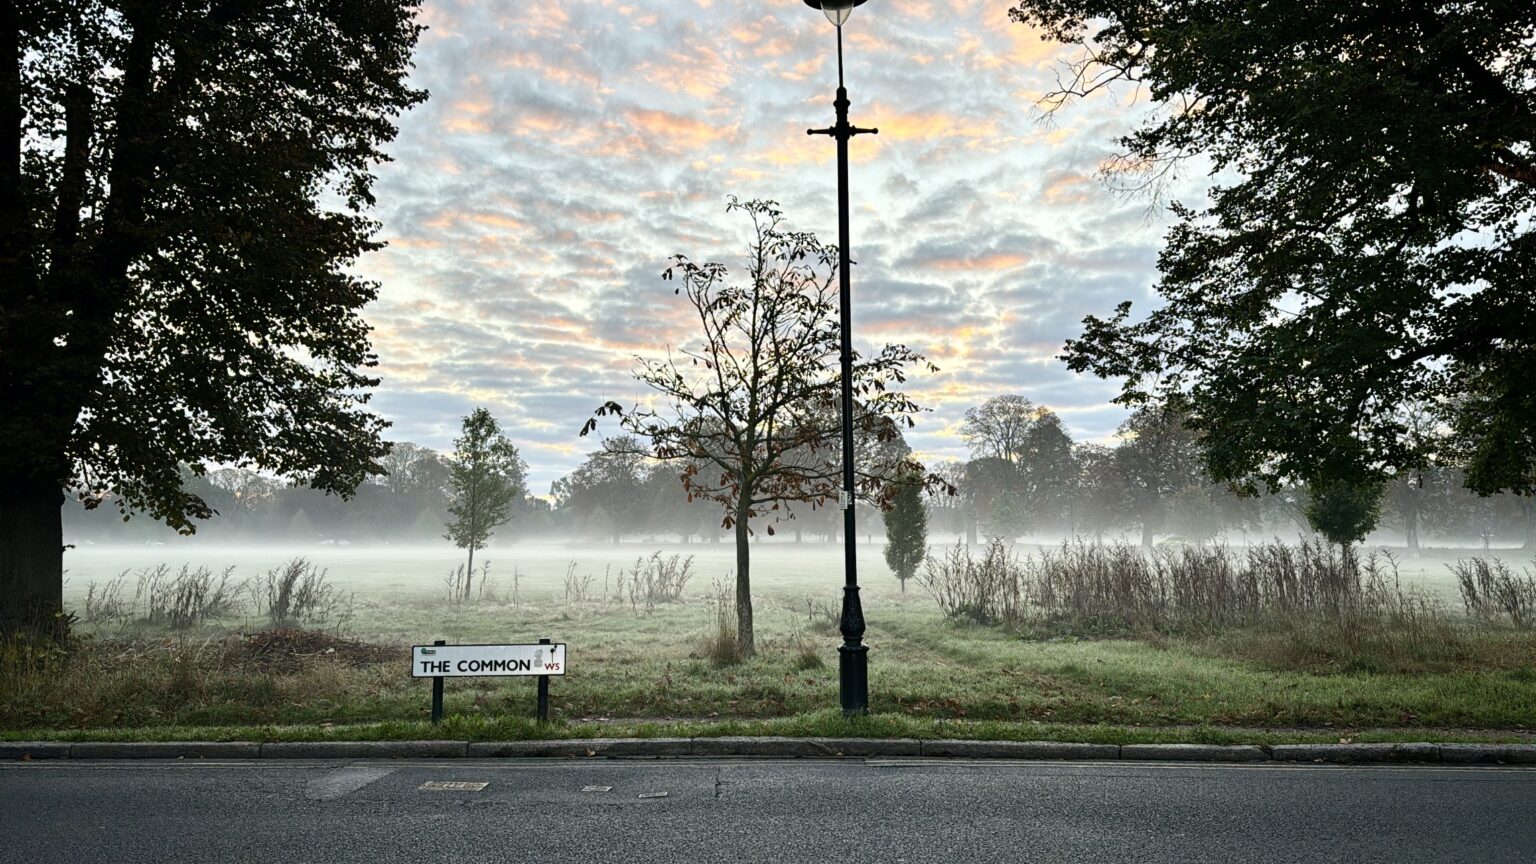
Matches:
[[882, 476, 927, 593], [0, 1, 426, 635], [583, 199, 940, 655], [444, 409, 527, 601]]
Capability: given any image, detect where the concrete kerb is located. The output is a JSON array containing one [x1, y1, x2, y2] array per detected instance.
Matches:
[[1269, 743, 1442, 764], [1437, 743, 1536, 764], [468, 738, 695, 758], [70, 741, 261, 760], [1121, 743, 1268, 763], [0, 742, 70, 760], [921, 740, 1118, 760], [7, 739, 1533, 764], [259, 740, 468, 759]]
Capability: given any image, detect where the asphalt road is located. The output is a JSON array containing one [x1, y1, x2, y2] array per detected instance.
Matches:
[[5, 758, 1534, 863]]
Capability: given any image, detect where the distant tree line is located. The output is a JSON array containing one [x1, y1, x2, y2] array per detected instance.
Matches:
[[62, 440, 552, 547], [65, 395, 1536, 554]]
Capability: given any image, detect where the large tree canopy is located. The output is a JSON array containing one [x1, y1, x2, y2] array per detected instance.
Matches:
[[1, 0, 425, 631], [1012, 0, 1536, 495]]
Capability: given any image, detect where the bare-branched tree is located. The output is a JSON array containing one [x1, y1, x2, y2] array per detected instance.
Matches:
[[582, 198, 942, 654]]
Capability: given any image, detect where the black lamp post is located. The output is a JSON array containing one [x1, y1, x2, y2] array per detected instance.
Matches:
[[803, 0, 877, 717]]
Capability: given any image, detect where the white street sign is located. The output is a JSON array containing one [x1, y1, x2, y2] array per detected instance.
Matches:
[[411, 643, 566, 678]]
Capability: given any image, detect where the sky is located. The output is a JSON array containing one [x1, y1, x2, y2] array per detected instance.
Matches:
[[355, 0, 1187, 497]]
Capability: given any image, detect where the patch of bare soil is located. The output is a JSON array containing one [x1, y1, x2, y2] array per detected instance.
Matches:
[[222, 629, 397, 672]]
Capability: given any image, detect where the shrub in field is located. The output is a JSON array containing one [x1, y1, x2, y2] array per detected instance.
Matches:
[[561, 562, 595, 605], [253, 559, 339, 627], [802, 597, 841, 636], [443, 565, 467, 603], [442, 561, 495, 604], [135, 565, 244, 629], [1452, 558, 1536, 627], [618, 553, 694, 613]]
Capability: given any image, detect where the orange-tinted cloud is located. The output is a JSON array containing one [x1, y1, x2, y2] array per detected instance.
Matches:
[[925, 253, 1031, 272]]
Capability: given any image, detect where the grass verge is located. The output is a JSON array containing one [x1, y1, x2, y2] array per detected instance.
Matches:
[[3, 710, 1534, 746]]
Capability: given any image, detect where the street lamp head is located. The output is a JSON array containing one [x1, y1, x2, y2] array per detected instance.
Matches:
[[803, 0, 868, 27]]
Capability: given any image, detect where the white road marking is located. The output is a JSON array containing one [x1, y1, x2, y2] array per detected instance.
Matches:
[[305, 765, 399, 800], [419, 780, 489, 791]]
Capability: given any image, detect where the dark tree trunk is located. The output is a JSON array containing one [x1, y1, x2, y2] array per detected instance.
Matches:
[[733, 499, 754, 656], [1404, 502, 1420, 556], [1140, 520, 1155, 549], [464, 545, 474, 601], [0, 478, 66, 636]]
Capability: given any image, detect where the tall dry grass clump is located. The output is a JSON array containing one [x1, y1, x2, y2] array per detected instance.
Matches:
[[615, 552, 694, 613], [1452, 558, 1536, 627], [135, 565, 244, 629], [919, 539, 1536, 672], [923, 539, 1454, 635], [702, 576, 742, 667], [918, 541, 1022, 625], [252, 559, 342, 627]]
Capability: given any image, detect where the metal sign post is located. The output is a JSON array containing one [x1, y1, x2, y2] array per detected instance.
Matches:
[[430, 639, 445, 725], [537, 637, 551, 723]]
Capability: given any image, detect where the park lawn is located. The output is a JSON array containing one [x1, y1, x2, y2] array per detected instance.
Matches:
[[5, 593, 1535, 740]]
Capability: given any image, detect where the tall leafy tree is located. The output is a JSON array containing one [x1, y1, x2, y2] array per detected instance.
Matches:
[[372, 441, 450, 539], [1071, 442, 1132, 541], [1014, 409, 1077, 530], [553, 438, 649, 544], [444, 409, 526, 600], [1012, 1, 1536, 497], [926, 459, 970, 541], [961, 396, 1077, 534], [961, 456, 1017, 545], [1113, 404, 1205, 547], [583, 199, 938, 655], [960, 395, 1039, 466], [1, 1, 426, 633]]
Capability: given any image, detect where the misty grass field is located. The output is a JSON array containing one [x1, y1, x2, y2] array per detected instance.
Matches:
[[61, 539, 905, 608], [12, 538, 1536, 744], [61, 536, 1499, 608]]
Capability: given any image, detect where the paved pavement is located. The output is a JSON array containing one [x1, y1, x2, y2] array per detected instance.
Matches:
[[5, 757, 1534, 863]]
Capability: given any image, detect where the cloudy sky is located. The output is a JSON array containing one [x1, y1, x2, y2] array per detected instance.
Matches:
[[356, 0, 1189, 496]]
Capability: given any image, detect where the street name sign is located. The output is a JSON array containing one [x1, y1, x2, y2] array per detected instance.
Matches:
[[411, 643, 566, 678]]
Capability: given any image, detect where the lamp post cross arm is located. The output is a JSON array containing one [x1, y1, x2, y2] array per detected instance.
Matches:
[[807, 87, 878, 141], [806, 125, 879, 139]]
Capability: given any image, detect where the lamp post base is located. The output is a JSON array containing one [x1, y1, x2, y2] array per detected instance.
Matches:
[[838, 642, 868, 716], [838, 584, 868, 716]]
